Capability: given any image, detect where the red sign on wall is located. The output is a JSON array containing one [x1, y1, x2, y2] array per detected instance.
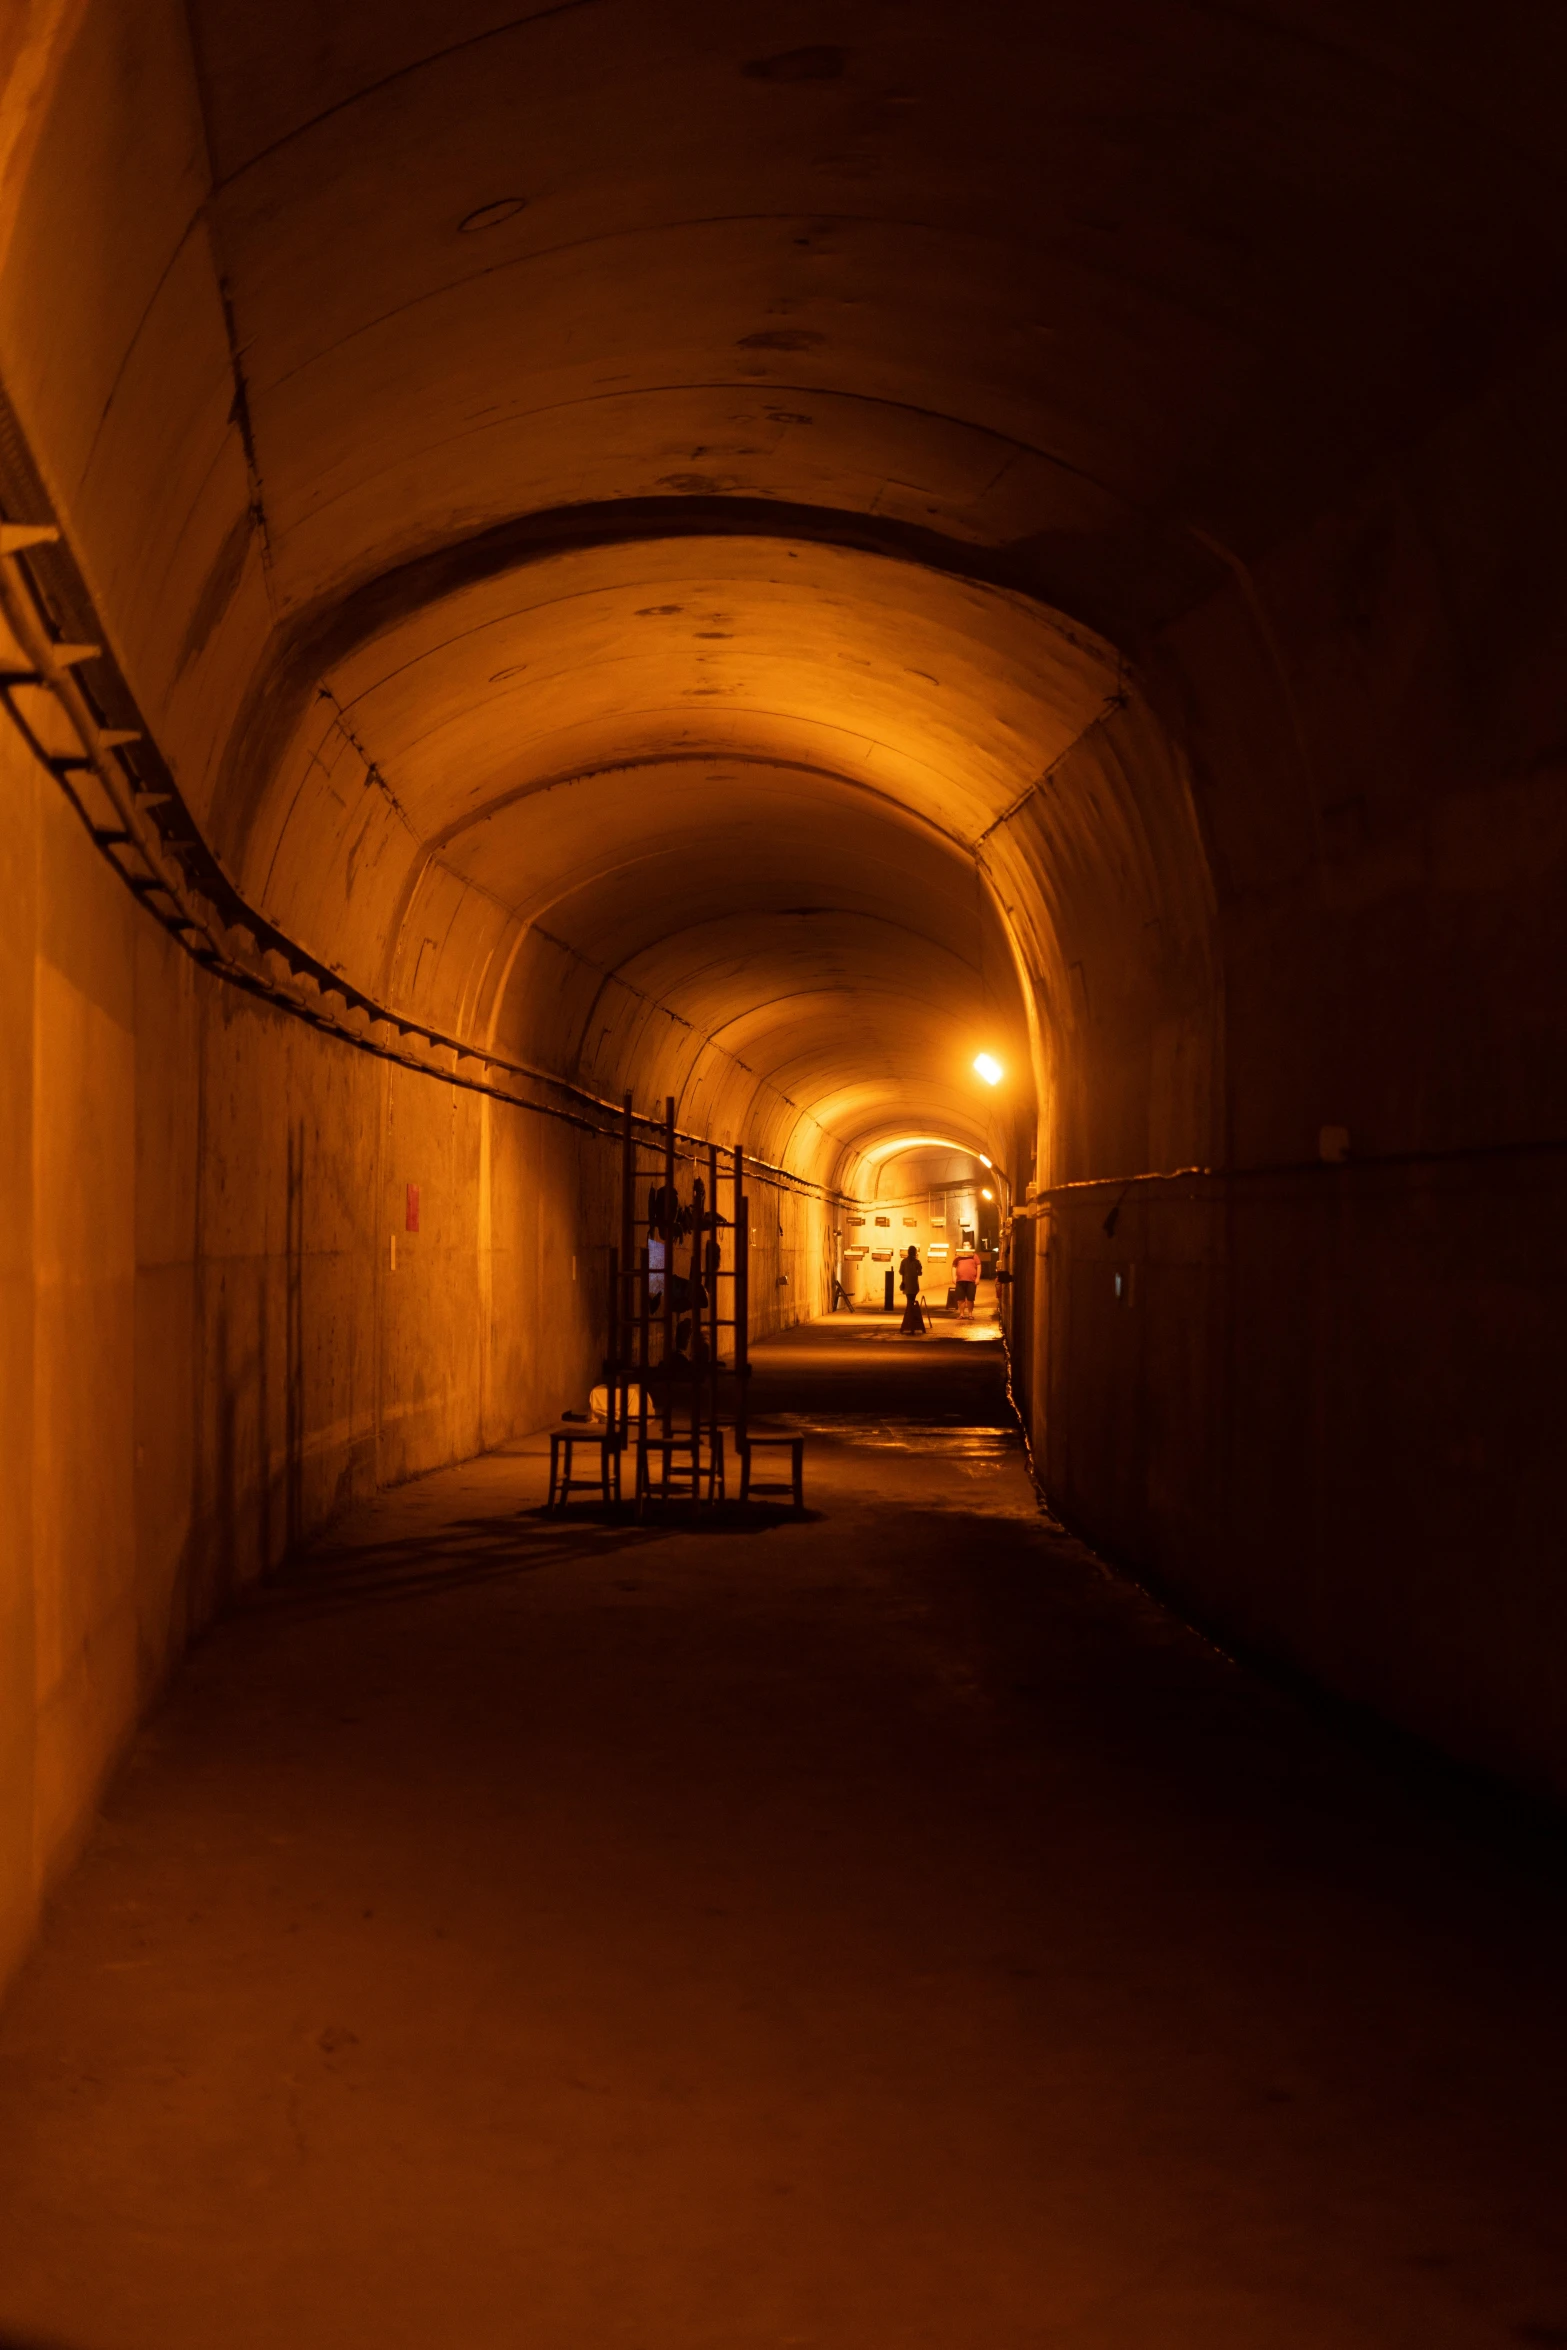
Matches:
[[406, 1182, 420, 1233]]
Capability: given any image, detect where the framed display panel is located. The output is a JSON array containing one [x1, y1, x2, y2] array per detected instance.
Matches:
[[871, 1249, 893, 1262]]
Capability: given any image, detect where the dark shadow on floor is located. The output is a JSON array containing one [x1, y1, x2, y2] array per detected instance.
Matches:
[[527, 1500, 829, 1535], [251, 1517, 665, 1615]]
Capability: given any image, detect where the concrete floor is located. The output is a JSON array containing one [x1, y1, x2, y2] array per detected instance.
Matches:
[[1, 1311, 1565, 2349]]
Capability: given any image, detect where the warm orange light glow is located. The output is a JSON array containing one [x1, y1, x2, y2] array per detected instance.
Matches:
[[974, 1054, 1004, 1086], [859, 1133, 983, 1164], [982, 1187, 994, 1200]]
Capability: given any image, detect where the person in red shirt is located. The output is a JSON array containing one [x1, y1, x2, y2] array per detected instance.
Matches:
[[952, 1244, 981, 1320]]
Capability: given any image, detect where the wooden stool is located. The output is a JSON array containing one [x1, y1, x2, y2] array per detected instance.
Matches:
[[546, 1425, 622, 1509], [635, 1427, 727, 1508], [737, 1433, 806, 1509], [636, 1431, 701, 1509], [704, 1426, 727, 1504]]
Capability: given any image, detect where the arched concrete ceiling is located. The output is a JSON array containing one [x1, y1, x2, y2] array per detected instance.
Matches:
[[495, 837, 1027, 1178], [185, 0, 1567, 625], [238, 538, 1119, 898], [236, 535, 1087, 1174], [868, 1143, 995, 1203], [9, 0, 1567, 1186]]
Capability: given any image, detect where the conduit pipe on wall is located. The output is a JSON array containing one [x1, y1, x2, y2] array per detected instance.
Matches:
[[0, 521, 846, 1211], [1005, 1122, 1567, 1226]]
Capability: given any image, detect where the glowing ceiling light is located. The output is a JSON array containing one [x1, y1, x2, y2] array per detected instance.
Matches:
[[978, 1154, 993, 1168], [981, 1187, 995, 1201], [973, 1053, 1004, 1086]]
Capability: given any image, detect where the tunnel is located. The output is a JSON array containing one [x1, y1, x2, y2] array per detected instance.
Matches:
[[1, 4, 1566, 2340]]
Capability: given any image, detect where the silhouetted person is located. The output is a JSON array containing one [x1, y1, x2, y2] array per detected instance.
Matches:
[[898, 1244, 925, 1335]]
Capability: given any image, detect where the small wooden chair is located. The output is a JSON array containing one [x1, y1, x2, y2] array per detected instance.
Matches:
[[636, 1426, 727, 1508], [737, 1432, 806, 1510], [546, 1424, 622, 1510]]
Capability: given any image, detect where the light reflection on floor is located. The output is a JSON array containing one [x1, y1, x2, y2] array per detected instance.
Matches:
[[824, 1307, 1005, 1347], [762, 1416, 1018, 1460]]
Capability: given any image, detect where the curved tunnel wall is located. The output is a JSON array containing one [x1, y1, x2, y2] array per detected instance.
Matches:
[[2, 0, 1566, 1991]]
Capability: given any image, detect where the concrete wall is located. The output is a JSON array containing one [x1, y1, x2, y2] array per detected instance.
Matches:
[[0, 719, 607, 1996], [745, 1178, 830, 1345], [1012, 1154, 1566, 1796], [1006, 325, 1567, 1799]]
